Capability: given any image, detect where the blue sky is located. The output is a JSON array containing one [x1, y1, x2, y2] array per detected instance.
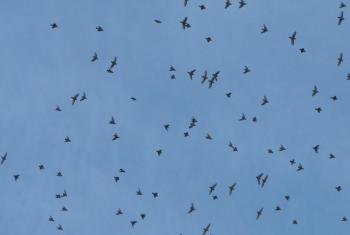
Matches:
[[0, 0, 349, 234]]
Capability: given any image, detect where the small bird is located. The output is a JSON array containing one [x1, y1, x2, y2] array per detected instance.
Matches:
[[61, 206, 68, 212], [96, 26, 104, 32], [107, 68, 114, 73], [130, 220, 137, 227], [130, 97, 137, 101], [205, 37, 212, 43], [347, 73, 350, 80], [239, 113, 246, 121], [313, 145, 320, 153], [342, 217, 348, 222], [340, 2, 347, 8], [275, 206, 281, 211], [330, 96, 338, 101], [261, 96, 269, 106], [110, 57, 117, 68], [184, 0, 189, 7], [256, 173, 263, 185], [109, 116, 116, 125], [202, 224, 211, 235], [180, 17, 191, 30], [336, 186, 342, 192], [114, 176, 119, 183], [57, 171, 63, 177], [188, 69, 196, 79], [239, 0, 247, 8], [156, 149, 162, 156], [1, 152, 7, 165], [267, 149, 274, 154], [91, 52, 98, 62], [329, 153, 336, 159], [154, 19, 162, 24], [297, 163, 304, 171], [279, 144, 286, 151], [152, 192, 159, 198], [55, 105, 62, 111], [169, 65, 176, 71], [184, 132, 189, 137], [80, 92, 87, 101], [256, 208, 264, 220], [57, 224, 63, 231], [315, 107, 322, 113], [261, 24, 268, 33], [228, 183, 237, 195], [299, 48, 306, 53], [243, 66, 251, 74], [140, 214, 146, 220], [136, 189, 143, 196], [212, 195, 218, 200], [289, 31, 297, 45], [38, 165, 45, 170], [48, 216, 54, 222], [228, 142, 238, 152], [112, 133, 120, 141], [225, 0, 232, 9], [170, 74, 176, 79], [252, 117, 257, 122], [13, 174, 20, 181], [199, 4, 206, 10], [338, 53, 344, 66], [116, 208, 123, 215], [201, 71, 208, 84], [56, 194, 61, 199], [64, 136, 71, 143], [285, 195, 290, 201], [226, 92, 232, 98], [206, 133, 213, 140], [338, 11, 345, 25], [188, 203, 196, 214], [71, 93, 79, 105], [290, 159, 296, 165], [164, 124, 170, 131], [312, 85, 319, 96], [209, 183, 217, 195], [261, 175, 268, 188], [119, 168, 125, 173], [50, 23, 58, 29], [293, 220, 298, 225]]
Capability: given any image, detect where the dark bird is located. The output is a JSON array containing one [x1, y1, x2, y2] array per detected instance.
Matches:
[[239, 0, 247, 8], [336, 186, 342, 192], [13, 174, 20, 181], [329, 153, 336, 159], [315, 107, 322, 113], [184, 132, 189, 137], [226, 92, 232, 98], [91, 52, 98, 62], [312, 85, 319, 96], [119, 168, 125, 173], [61, 206, 68, 212], [243, 66, 251, 74], [267, 149, 274, 154], [50, 23, 58, 29], [130, 220, 137, 227], [252, 116, 257, 122], [112, 133, 120, 141], [297, 163, 304, 171], [199, 4, 206, 10], [290, 159, 296, 165], [256, 173, 263, 185], [261, 96, 269, 106], [140, 214, 146, 219], [48, 216, 54, 222], [38, 164, 45, 170], [313, 145, 320, 153], [107, 68, 114, 73], [261, 24, 268, 33], [80, 92, 87, 101], [154, 19, 162, 24], [201, 71, 208, 84], [293, 220, 298, 225], [71, 93, 79, 105], [285, 195, 290, 201], [114, 176, 119, 183], [205, 37, 212, 43], [96, 26, 104, 32], [228, 183, 237, 195], [209, 183, 217, 195], [1, 152, 7, 165], [64, 136, 71, 143], [136, 189, 143, 196], [279, 144, 286, 151], [152, 192, 159, 198], [116, 208, 123, 215], [169, 65, 176, 71], [225, 0, 232, 9], [56, 194, 61, 199], [170, 74, 176, 79], [275, 206, 281, 211], [342, 217, 348, 222], [156, 149, 162, 156], [188, 203, 196, 214], [180, 17, 191, 30], [202, 224, 211, 235], [109, 116, 116, 125], [338, 11, 345, 25], [228, 142, 238, 152], [57, 224, 63, 231], [55, 105, 62, 111], [110, 57, 117, 69], [256, 208, 263, 220], [188, 69, 196, 79], [184, 0, 189, 7], [340, 2, 347, 8], [289, 31, 297, 45], [239, 113, 246, 121], [330, 96, 338, 101], [337, 52, 344, 66], [261, 175, 268, 188], [212, 195, 218, 200], [206, 133, 213, 140], [164, 124, 170, 131], [347, 73, 350, 80], [62, 190, 67, 197], [130, 97, 137, 101], [299, 48, 306, 53], [57, 171, 63, 177]]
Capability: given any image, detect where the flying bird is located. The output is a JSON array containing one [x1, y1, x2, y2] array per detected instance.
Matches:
[[50, 23, 58, 29], [279, 144, 286, 151], [243, 66, 251, 74], [13, 174, 20, 181], [256, 208, 263, 220], [116, 208, 123, 215], [55, 105, 61, 111], [261, 175, 268, 188], [199, 4, 206, 10], [96, 26, 104, 32], [202, 224, 211, 235], [228, 183, 237, 195], [228, 142, 238, 152], [313, 145, 320, 153], [239, 113, 246, 121], [130, 220, 137, 227], [289, 31, 297, 45], [188, 203, 196, 214], [340, 2, 347, 8], [338, 11, 345, 25], [338, 53, 343, 66], [261, 24, 268, 33], [80, 92, 87, 101], [188, 69, 196, 79], [312, 85, 319, 96], [256, 173, 263, 185], [239, 0, 247, 8], [112, 133, 120, 141], [297, 163, 304, 171], [261, 96, 269, 106], [209, 183, 217, 195], [64, 136, 71, 143], [109, 116, 116, 125], [180, 17, 191, 30], [154, 19, 162, 24], [71, 93, 79, 105], [91, 52, 98, 62], [156, 149, 162, 156], [225, 0, 232, 9], [1, 152, 7, 165]]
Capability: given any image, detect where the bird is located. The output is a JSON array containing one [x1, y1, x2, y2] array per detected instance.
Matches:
[[261, 96, 269, 106], [342, 217, 348, 222], [184, 0, 189, 7], [188, 69, 196, 79], [170, 74, 176, 79], [112, 133, 120, 141], [239, 0, 247, 8], [336, 186, 342, 192], [80, 92, 87, 101], [239, 113, 246, 121], [312, 85, 319, 96], [199, 4, 206, 10], [267, 149, 274, 154], [275, 206, 282, 211], [152, 192, 159, 198], [114, 176, 119, 183], [62, 190, 67, 197], [13, 174, 20, 181], [228, 142, 238, 152], [110, 57, 117, 68], [209, 183, 217, 195], [337, 53, 344, 66], [243, 66, 251, 74], [340, 2, 347, 8], [156, 149, 162, 156], [347, 73, 350, 80], [290, 159, 296, 165], [228, 183, 237, 195], [130, 220, 137, 227], [329, 153, 336, 159], [91, 52, 98, 62], [313, 145, 320, 153], [299, 48, 306, 53], [1, 152, 7, 165], [57, 171, 63, 177], [180, 17, 191, 30], [96, 26, 104, 31], [205, 37, 212, 43], [261, 24, 268, 33], [285, 195, 290, 201], [330, 96, 338, 101], [188, 203, 196, 214], [130, 97, 137, 101], [279, 144, 286, 151], [212, 195, 218, 200], [140, 214, 146, 220], [184, 132, 189, 137], [338, 11, 345, 25], [38, 164, 45, 170], [256, 208, 263, 220], [109, 116, 116, 125], [225, 0, 232, 9], [50, 23, 58, 29], [293, 220, 298, 225], [136, 189, 143, 195], [261, 175, 268, 188], [154, 19, 162, 24], [289, 31, 297, 45], [48, 216, 54, 222], [206, 133, 213, 140], [256, 173, 263, 185], [252, 117, 257, 122], [169, 65, 176, 71], [202, 224, 211, 235], [315, 107, 322, 113], [55, 105, 62, 111], [107, 68, 114, 73], [201, 71, 208, 84], [119, 168, 125, 173], [164, 124, 170, 131], [57, 224, 63, 231], [61, 206, 68, 212], [71, 93, 79, 105], [226, 92, 232, 98], [297, 163, 304, 171], [64, 136, 71, 143], [116, 208, 123, 215], [56, 194, 61, 199]]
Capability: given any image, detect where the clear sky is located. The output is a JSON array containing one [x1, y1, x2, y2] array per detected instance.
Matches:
[[0, 0, 349, 234]]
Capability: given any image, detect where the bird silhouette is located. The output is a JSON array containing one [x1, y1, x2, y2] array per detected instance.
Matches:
[[289, 31, 297, 45], [1, 152, 7, 165]]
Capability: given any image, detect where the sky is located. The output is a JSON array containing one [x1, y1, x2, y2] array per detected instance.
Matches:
[[0, 0, 349, 234]]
